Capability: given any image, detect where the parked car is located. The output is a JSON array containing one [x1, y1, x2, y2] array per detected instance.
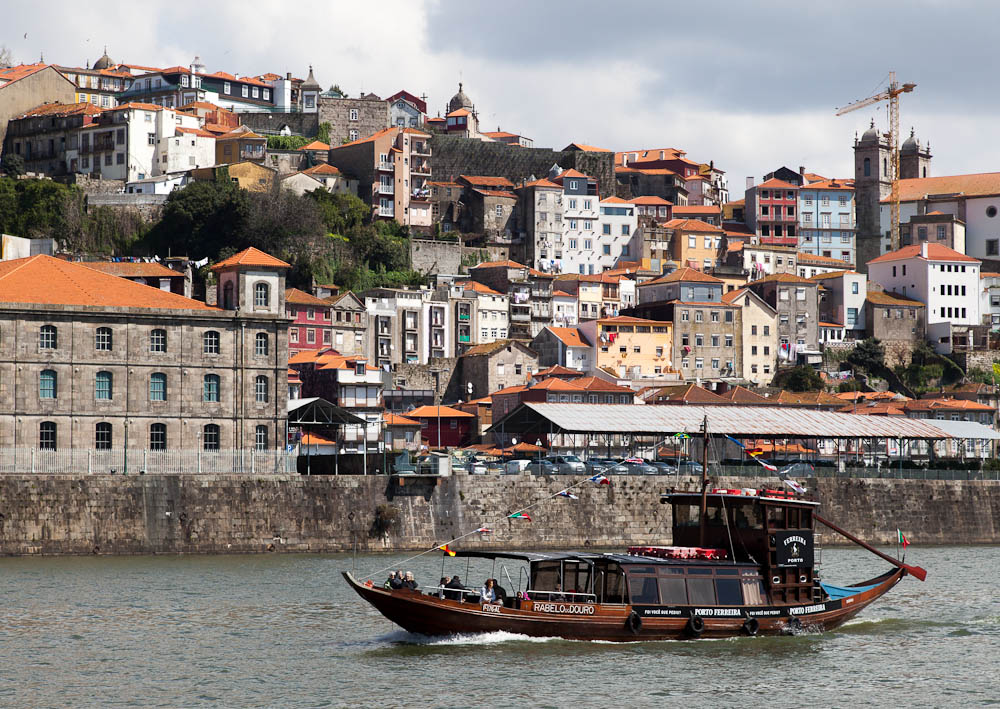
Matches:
[[526, 459, 560, 475], [676, 460, 704, 475], [585, 457, 616, 474], [546, 455, 586, 474], [504, 458, 533, 474], [647, 461, 678, 475], [623, 461, 659, 475], [778, 462, 816, 478]]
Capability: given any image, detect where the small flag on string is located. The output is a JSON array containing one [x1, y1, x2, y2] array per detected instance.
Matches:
[[758, 461, 778, 472], [475, 526, 492, 535], [587, 473, 611, 485], [508, 512, 532, 521], [438, 544, 456, 556], [782, 478, 806, 494], [673, 432, 690, 439], [557, 490, 579, 499], [897, 529, 910, 549], [747, 448, 764, 456]]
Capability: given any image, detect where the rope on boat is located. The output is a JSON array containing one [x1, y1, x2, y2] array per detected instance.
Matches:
[[358, 472, 606, 581]]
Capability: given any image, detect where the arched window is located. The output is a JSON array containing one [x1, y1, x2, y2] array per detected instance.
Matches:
[[95, 422, 112, 450], [150, 328, 167, 353], [203, 373, 220, 402], [255, 332, 268, 357], [149, 372, 167, 401], [223, 281, 235, 310], [863, 157, 871, 177], [95, 327, 113, 351], [150, 423, 167, 450], [255, 425, 268, 450], [95, 371, 113, 400], [254, 282, 269, 308], [255, 375, 269, 403], [39, 421, 57, 450], [39, 324, 57, 349], [39, 369, 57, 399], [203, 330, 220, 354], [203, 423, 220, 450]]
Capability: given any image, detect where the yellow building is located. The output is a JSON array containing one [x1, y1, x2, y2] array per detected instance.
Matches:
[[579, 315, 673, 378], [665, 218, 725, 271], [191, 161, 277, 192]]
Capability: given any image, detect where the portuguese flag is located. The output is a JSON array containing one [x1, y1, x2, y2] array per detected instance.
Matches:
[[438, 544, 456, 556], [897, 529, 910, 549]]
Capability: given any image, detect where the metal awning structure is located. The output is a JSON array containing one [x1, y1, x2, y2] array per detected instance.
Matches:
[[287, 397, 364, 425], [921, 418, 1000, 440], [488, 403, 956, 440]]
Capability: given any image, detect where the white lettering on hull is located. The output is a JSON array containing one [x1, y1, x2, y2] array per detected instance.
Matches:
[[532, 603, 596, 615]]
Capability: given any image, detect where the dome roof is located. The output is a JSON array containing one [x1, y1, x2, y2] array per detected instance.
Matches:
[[859, 120, 879, 145], [448, 82, 473, 114], [901, 128, 919, 154], [93, 47, 114, 71], [300, 65, 320, 91]]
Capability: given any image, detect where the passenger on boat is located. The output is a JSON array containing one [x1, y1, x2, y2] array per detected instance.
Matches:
[[551, 583, 567, 601], [383, 573, 396, 590], [390, 570, 405, 590], [403, 571, 419, 591], [492, 579, 508, 605], [480, 578, 497, 604], [445, 575, 468, 601], [437, 576, 451, 599]]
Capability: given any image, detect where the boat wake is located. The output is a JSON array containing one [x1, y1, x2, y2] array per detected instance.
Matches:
[[379, 629, 564, 646]]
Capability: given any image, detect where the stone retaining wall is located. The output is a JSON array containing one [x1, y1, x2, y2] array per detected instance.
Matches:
[[0, 474, 996, 555]]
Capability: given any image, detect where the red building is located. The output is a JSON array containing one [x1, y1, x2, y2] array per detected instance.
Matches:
[[406, 405, 475, 448], [746, 178, 798, 246], [285, 287, 332, 356]]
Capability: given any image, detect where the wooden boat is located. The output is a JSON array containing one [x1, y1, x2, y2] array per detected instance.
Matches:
[[344, 486, 926, 641]]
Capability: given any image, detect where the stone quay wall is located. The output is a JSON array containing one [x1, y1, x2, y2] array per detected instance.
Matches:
[[0, 474, 997, 556]]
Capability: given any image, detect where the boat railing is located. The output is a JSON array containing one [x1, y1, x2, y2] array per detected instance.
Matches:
[[427, 586, 492, 602], [524, 589, 597, 603]]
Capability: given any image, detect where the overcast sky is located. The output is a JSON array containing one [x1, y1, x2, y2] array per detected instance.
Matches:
[[4, 0, 996, 194]]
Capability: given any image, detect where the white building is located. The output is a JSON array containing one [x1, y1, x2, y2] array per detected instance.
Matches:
[[595, 196, 640, 270], [810, 270, 867, 335], [867, 242, 981, 352], [980, 271, 1000, 331]]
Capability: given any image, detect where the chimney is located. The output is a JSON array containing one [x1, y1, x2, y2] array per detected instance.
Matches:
[[746, 176, 754, 190], [799, 166, 805, 175], [286, 72, 291, 80], [921, 242, 928, 258]]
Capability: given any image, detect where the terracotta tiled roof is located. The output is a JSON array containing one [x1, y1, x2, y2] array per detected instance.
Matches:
[[722, 221, 754, 236], [801, 178, 854, 191], [903, 398, 995, 412], [14, 102, 102, 118], [599, 315, 668, 325], [756, 178, 799, 190], [298, 140, 330, 151], [563, 142, 612, 152], [639, 267, 723, 287], [384, 412, 420, 426], [555, 168, 588, 180], [747, 273, 816, 286], [530, 377, 583, 391], [551, 289, 574, 298], [867, 243, 979, 264], [217, 126, 265, 141], [302, 163, 342, 176], [629, 196, 673, 206], [865, 290, 925, 307], [406, 405, 474, 418], [0, 63, 49, 86], [721, 287, 749, 304], [454, 280, 502, 295], [886, 172, 1000, 202], [545, 327, 591, 348], [808, 270, 861, 280], [838, 402, 906, 416], [660, 218, 723, 232], [473, 188, 517, 199], [211, 247, 290, 271], [285, 287, 330, 307], [797, 252, 853, 267], [671, 205, 721, 215], [483, 131, 519, 139], [490, 384, 528, 397], [461, 339, 532, 357], [459, 175, 515, 188], [0, 255, 215, 311], [772, 390, 844, 407], [718, 386, 770, 404], [176, 126, 215, 138], [107, 102, 164, 112], [82, 261, 181, 279], [535, 365, 584, 378], [600, 196, 631, 204], [470, 259, 526, 269], [653, 384, 729, 404], [521, 178, 561, 189], [573, 376, 633, 393]]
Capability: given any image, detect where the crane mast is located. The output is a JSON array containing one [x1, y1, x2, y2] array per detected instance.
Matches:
[[836, 72, 916, 252]]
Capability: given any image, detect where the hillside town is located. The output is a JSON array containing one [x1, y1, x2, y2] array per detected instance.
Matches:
[[2, 50, 1000, 474]]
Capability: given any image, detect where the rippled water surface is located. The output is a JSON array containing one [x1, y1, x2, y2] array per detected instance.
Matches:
[[1, 546, 997, 707]]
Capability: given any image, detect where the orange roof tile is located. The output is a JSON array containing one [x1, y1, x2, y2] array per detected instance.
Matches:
[[82, 261, 181, 279], [107, 102, 164, 112], [552, 289, 575, 298], [176, 126, 215, 138], [530, 377, 584, 391], [903, 398, 995, 412], [14, 102, 102, 119], [756, 178, 799, 190], [867, 243, 979, 265], [211, 247, 290, 271], [406, 405, 474, 418], [555, 168, 588, 180], [0, 255, 215, 311], [384, 412, 420, 426], [639, 267, 723, 287], [535, 365, 584, 378], [600, 196, 631, 204], [573, 376, 633, 393], [302, 162, 342, 176], [546, 327, 591, 348], [629, 196, 673, 206], [865, 290, 926, 307], [599, 315, 670, 325], [718, 386, 770, 404], [470, 259, 526, 269], [0, 63, 49, 85], [490, 384, 529, 397], [473, 189, 517, 199], [797, 252, 853, 267], [454, 280, 502, 295], [298, 140, 330, 151], [563, 142, 612, 152], [747, 272, 816, 286], [801, 178, 854, 191], [660, 218, 723, 232], [889, 172, 1000, 202], [285, 287, 331, 307], [671, 205, 721, 214], [653, 384, 729, 404], [521, 178, 561, 189]]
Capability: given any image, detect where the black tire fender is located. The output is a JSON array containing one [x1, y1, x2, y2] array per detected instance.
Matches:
[[742, 617, 760, 636], [626, 610, 642, 635], [687, 614, 705, 637]]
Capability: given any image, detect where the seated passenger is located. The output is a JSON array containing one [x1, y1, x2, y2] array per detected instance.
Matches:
[[437, 576, 451, 599], [480, 578, 497, 604], [445, 574, 467, 601], [551, 582, 567, 601], [403, 571, 418, 591], [383, 572, 396, 590], [492, 579, 508, 605], [390, 570, 404, 590]]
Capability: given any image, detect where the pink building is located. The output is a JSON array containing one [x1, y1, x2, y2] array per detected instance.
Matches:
[[286, 287, 332, 356]]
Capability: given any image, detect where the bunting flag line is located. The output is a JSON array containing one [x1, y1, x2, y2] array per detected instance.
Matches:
[[897, 529, 910, 549], [438, 544, 457, 556], [759, 461, 778, 472], [673, 432, 690, 439], [724, 435, 745, 449], [587, 473, 612, 485], [475, 527, 492, 535], [508, 512, 532, 521], [782, 478, 806, 494], [557, 490, 579, 499]]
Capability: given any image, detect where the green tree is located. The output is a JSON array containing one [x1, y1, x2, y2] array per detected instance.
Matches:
[[776, 365, 825, 392], [847, 337, 886, 373], [266, 135, 311, 150], [316, 122, 332, 145], [306, 190, 368, 234], [1, 154, 25, 177], [145, 178, 250, 258]]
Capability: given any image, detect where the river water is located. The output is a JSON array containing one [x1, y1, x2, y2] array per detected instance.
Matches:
[[0, 546, 997, 707]]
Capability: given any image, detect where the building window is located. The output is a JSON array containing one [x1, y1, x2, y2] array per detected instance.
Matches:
[[349, 129, 359, 141], [255, 333, 268, 357], [150, 373, 167, 402], [203, 330, 220, 354], [95, 371, 113, 400], [255, 375, 269, 403], [150, 423, 167, 450], [39, 369, 57, 399], [150, 329, 167, 353], [203, 424, 220, 450], [255, 425, 268, 450], [40, 421, 56, 450], [863, 158, 871, 177], [204, 374, 220, 402], [349, 109, 359, 121], [39, 325, 57, 350], [95, 327, 112, 351], [495, 204, 503, 218], [242, 85, 249, 98], [254, 282, 269, 308], [95, 422, 112, 450], [224, 82, 231, 94]]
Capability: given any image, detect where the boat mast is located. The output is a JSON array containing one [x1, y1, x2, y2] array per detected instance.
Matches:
[[699, 414, 709, 546]]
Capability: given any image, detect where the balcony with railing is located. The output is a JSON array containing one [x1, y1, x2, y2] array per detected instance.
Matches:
[[378, 161, 394, 171], [378, 205, 395, 218], [412, 143, 431, 157], [411, 159, 431, 176]]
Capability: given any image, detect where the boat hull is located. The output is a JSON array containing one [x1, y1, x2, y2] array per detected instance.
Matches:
[[343, 567, 905, 641]]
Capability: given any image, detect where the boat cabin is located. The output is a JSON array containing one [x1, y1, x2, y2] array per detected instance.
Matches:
[[662, 489, 821, 605]]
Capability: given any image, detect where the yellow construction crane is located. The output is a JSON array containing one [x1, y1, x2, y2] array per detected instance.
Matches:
[[836, 72, 916, 251]]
